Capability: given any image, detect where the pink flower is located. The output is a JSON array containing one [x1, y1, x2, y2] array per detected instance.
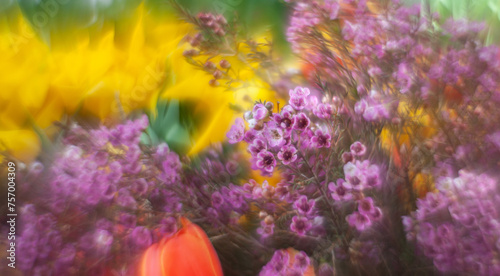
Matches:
[[346, 212, 372, 231], [311, 129, 331, 148], [290, 216, 312, 236], [277, 145, 298, 165], [226, 118, 245, 144], [328, 179, 353, 201], [256, 150, 277, 173]]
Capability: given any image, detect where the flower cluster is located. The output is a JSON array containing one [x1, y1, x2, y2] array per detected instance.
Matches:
[[16, 117, 184, 274], [259, 249, 312, 276], [403, 171, 500, 275]]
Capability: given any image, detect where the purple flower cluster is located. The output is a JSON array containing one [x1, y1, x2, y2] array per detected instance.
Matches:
[[259, 249, 311, 276], [16, 116, 185, 274], [404, 171, 500, 275]]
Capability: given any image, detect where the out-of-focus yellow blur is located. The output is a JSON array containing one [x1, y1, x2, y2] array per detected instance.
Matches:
[[0, 3, 278, 162]]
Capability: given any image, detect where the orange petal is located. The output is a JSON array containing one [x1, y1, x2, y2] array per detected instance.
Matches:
[[160, 218, 223, 276]]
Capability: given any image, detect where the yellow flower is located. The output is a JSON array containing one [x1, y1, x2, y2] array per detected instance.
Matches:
[[0, 3, 279, 162]]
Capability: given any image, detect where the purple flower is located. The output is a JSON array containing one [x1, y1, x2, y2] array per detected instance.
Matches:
[[293, 113, 310, 131], [346, 212, 372, 231], [256, 150, 276, 173], [260, 250, 290, 275], [328, 179, 353, 201], [341, 152, 354, 163], [314, 103, 334, 118], [212, 191, 224, 208], [264, 122, 285, 147], [289, 96, 308, 110], [290, 216, 312, 235], [253, 104, 268, 120], [274, 109, 295, 131], [257, 220, 275, 238], [294, 251, 310, 271], [277, 145, 298, 165], [325, 0, 340, 20], [129, 226, 152, 251], [311, 129, 331, 148], [358, 197, 375, 215], [227, 118, 245, 144], [248, 138, 267, 156], [350, 141, 367, 156], [294, 195, 316, 216], [290, 86, 311, 98]]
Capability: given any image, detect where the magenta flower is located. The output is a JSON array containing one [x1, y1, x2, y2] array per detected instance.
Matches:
[[264, 122, 285, 147], [328, 179, 353, 201], [274, 109, 295, 131], [350, 141, 366, 156], [290, 86, 311, 98], [252, 103, 268, 120], [294, 195, 316, 216], [256, 150, 277, 173], [277, 145, 298, 165], [341, 152, 353, 163], [248, 138, 267, 156], [311, 129, 331, 148], [293, 112, 310, 131], [358, 197, 375, 215], [314, 103, 334, 118], [226, 118, 245, 144], [289, 96, 308, 110], [290, 216, 312, 236], [346, 212, 372, 231]]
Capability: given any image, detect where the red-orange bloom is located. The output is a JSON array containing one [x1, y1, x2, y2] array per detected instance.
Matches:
[[139, 218, 223, 276]]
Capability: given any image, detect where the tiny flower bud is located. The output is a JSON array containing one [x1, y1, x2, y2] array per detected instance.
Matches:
[[215, 28, 226, 36], [209, 79, 219, 87], [204, 61, 216, 72], [265, 102, 274, 111], [259, 211, 268, 219], [213, 70, 223, 79], [216, 15, 228, 25], [264, 215, 274, 225], [183, 49, 198, 57], [219, 59, 231, 69]]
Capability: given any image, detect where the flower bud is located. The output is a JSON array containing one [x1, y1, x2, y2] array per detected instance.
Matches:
[[183, 49, 199, 57], [213, 70, 223, 79], [265, 102, 274, 111], [209, 79, 219, 87], [219, 59, 231, 69], [204, 61, 216, 72]]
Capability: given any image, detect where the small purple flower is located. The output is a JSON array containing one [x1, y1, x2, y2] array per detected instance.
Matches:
[[248, 139, 267, 156], [325, 0, 340, 20], [227, 118, 245, 144], [253, 104, 268, 121], [346, 212, 372, 231], [256, 150, 276, 173], [290, 216, 312, 235], [274, 109, 295, 131], [314, 103, 334, 118], [350, 141, 367, 156], [290, 86, 311, 98], [289, 96, 308, 110], [129, 226, 152, 251], [328, 179, 353, 201], [293, 113, 310, 131], [243, 128, 259, 143], [212, 191, 224, 208], [294, 251, 310, 271], [341, 152, 354, 163], [311, 129, 331, 148], [257, 220, 275, 238], [294, 195, 316, 216], [277, 145, 298, 165], [157, 217, 178, 237], [358, 197, 375, 215], [264, 122, 285, 147]]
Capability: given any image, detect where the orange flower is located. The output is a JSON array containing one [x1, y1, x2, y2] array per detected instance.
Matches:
[[139, 218, 223, 276]]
